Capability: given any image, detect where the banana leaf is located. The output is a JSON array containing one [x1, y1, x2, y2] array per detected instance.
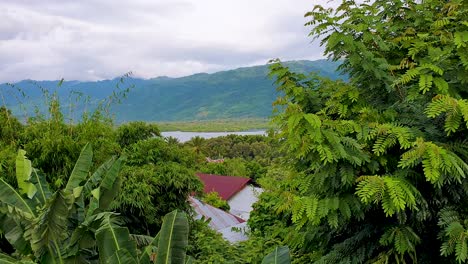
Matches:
[[155, 210, 189, 264], [138, 232, 160, 264], [66, 213, 116, 259], [130, 234, 157, 248], [15, 150, 36, 199], [29, 169, 52, 205], [65, 143, 93, 194], [0, 253, 22, 263], [0, 252, 36, 263], [0, 178, 36, 219], [28, 190, 74, 261], [261, 246, 291, 264], [96, 214, 138, 264], [82, 157, 116, 197], [107, 249, 137, 264], [0, 214, 31, 255], [98, 157, 123, 210]]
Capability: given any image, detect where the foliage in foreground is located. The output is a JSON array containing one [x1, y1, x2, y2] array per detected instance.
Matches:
[[0, 120, 290, 263], [0, 144, 126, 262], [251, 0, 468, 263], [0, 145, 292, 263], [0, 94, 204, 236], [0, 145, 195, 263]]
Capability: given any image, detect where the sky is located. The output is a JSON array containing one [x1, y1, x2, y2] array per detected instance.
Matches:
[[0, 0, 331, 82]]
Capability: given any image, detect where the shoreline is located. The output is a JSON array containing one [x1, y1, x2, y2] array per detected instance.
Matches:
[[156, 119, 272, 132]]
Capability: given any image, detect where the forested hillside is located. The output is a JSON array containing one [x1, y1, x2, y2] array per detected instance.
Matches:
[[0, 60, 341, 122]]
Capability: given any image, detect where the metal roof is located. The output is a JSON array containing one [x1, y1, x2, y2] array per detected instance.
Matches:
[[189, 197, 248, 242], [196, 173, 251, 200]]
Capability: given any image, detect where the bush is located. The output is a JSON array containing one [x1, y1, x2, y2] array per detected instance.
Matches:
[[202, 192, 230, 211]]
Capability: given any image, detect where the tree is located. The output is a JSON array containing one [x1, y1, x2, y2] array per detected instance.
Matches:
[[186, 136, 206, 155], [202, 191, 230, 211], [263, 0, 468, 263], [113, 163, 202, 235], [113, 138, 202, 235], [19, 97, 120, 188], [0, 107, 23, 145], [116, 121, 161, 148]]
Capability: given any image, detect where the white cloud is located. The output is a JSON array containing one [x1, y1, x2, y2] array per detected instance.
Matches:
[[0, 0, 332, 82]]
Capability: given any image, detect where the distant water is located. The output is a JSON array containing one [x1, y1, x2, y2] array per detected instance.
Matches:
[[161, 130, 266, 143]]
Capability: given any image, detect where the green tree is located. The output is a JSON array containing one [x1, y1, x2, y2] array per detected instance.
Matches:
[[113, 163, 202, 235], [199, 158, 249, 177], [113, 138, 202, 235], [202, 192, 230, 211], [0, 144, 19, 186], [187, 218, 242, 263], [19, 96, 120, 188], [126, 138, 198, 168], [116, 121, 161, 148], [262, 0, 468, 263], [0, 107, 23, 145], [186, 136, 206, 155]]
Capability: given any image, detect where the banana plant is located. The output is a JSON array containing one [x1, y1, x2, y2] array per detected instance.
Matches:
[[0, 144, 191, 264], [93, 210, 189, 264], [0, 144, 124, 263], [261, 246, 291, 264]]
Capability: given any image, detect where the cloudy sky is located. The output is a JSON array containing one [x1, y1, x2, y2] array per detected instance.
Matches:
[[0, 0, 330, 82]]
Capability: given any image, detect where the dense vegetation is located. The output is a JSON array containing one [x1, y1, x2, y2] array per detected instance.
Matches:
[[1, 0, 468, 263], [0, 60, 341, 122], [184, 134, 280, 181], [249, 0, 468, 263], [0, 101, 284, 262]]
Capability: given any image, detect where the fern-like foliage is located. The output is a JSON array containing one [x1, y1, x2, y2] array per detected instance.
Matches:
[[262, 0, 468, 263], [438, 208, 468, 263], [426, 95, 468, 134], [356, 176, 420, 216], [379, 225, 420, 260]]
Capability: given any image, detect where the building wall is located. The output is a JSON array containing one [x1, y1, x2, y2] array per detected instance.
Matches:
[[228, 185, 263, 220]]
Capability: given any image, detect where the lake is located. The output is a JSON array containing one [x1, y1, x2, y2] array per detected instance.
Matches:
[[161, 130, 266, 143]]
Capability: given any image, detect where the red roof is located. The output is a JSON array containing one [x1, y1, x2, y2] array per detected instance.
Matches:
[[196, 173, 251, 201]]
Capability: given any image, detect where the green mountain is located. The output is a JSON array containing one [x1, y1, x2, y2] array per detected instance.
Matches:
[[0, 60, 342, 122]]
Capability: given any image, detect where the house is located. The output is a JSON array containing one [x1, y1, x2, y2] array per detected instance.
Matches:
[[196, 173, 263, 220], [205, 157, 225, 163], [189, 173, 263, 242], [189, 197, 248, 242]]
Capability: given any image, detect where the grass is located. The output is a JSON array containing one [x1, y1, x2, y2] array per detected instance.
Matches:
[[155, 118, 273, 132]]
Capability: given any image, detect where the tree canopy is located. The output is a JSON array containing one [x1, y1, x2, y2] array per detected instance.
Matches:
[[253, 0, 468, 263]]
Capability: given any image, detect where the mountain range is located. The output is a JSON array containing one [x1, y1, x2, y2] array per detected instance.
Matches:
[[0, 60, 343, 122]]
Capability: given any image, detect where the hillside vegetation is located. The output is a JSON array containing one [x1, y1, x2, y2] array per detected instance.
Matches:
[[0, 60, 341, 122]]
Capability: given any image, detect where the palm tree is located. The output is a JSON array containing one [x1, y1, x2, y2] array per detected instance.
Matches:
[[186, 136, 205, 155], [165, 136, 180, 145]]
